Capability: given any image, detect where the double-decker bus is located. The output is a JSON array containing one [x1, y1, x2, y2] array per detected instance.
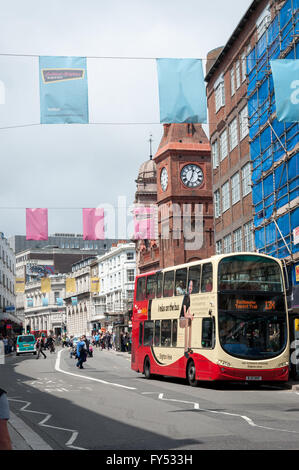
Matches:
[[131, 253, 289, 385]]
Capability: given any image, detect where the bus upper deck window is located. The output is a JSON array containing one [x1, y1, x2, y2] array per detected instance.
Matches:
[[188, 265, 201, 293], [163, 271, 174, 297], [201, 263, 213, 292], [156, 272, 163, 298], [175, 268, 187, 295], [136, 277, 146, 301], [146, 275, 156, 300]]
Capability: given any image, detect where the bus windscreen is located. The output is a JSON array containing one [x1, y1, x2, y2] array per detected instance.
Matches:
[[218, 255, 283, 292]]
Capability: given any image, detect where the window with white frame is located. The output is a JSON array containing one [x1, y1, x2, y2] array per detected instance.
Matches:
[[216, 240, 222, 255], [127, 269, 135, 282], [231, 172, 240, 205], [241, 51, 247, 82], [229, 118, 238, 151], [233, 228, 242, 252], [223, 234, 232, 254], [214, 190, 220, 218], [221, 181, 230, 213], [230, 67, 235, 96], [220, 129, 228, 161], [212, 141, 219, 169], [236, 61, 241, 89], [242, 162, 251, 196], [256, 5, 271, 40], [214, 74, 225, 113], [239, 105, 249, 140], [244, 221, 254, 251]]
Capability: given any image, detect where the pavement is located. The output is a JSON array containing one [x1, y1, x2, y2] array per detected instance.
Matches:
[[4, 348, 299, 450]]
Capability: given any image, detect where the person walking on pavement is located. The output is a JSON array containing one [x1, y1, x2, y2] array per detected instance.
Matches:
[[0, 388, 12, 450], [76, 336, 87, 369], [46, 335, 55, 353], [36, 335, 47, 359]]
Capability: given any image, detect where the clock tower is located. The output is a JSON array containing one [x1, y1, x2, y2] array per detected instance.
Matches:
[[154, 123, 214, 269]]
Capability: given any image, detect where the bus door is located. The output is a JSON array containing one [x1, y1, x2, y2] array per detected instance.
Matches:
[[290, 314, 299, 379]]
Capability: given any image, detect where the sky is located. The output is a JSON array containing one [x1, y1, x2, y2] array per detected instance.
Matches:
[[0, 0, 252, 239]]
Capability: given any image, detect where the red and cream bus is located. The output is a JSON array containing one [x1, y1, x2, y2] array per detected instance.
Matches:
[[131, 253, 290, 385]]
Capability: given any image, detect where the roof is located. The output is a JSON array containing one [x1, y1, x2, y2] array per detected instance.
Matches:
[[205, 0, 263, 82]]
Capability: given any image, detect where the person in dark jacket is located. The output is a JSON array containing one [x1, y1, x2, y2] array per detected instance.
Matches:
[[76, 337, 87, 369], [36, 336, 47, 359]]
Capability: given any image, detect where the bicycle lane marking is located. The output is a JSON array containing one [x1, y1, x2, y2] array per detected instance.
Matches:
[[55, 349, 137, 390]]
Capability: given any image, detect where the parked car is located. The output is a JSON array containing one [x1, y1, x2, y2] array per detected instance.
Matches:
[[16, 334, 36, 356]]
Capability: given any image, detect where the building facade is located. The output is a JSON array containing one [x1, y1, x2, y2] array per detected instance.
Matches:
[[64, 257, 97, 337], [9, 234, 119, 255], [0, 232, 19, 336], [246, 1, 299, 313], [205, 0, 271, 255], [24, 275, 66, 336], [154, 123, 214, 267], [134, 155, 160, 274], [91, 242, 136, 332]]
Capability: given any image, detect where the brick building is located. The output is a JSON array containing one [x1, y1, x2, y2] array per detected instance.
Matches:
[[205, 0, 273, 255], [154, 123, 214, 268]]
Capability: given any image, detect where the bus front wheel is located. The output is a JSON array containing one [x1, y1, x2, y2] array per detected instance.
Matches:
[[144, 357, 151, 379], [187, 360, 198, 387]]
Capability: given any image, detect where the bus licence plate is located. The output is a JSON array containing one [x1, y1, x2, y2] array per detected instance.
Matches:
[[246, 376, 262, 381]]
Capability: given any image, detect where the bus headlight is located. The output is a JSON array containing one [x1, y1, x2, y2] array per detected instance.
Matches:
[[217, 359, 231, 367], [278, 361, 289, 368]]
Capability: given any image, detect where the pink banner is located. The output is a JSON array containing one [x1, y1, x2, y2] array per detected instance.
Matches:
[[134, 206, 156, 240], [26, 208, 48, 241], [83, 208, 105, 240]]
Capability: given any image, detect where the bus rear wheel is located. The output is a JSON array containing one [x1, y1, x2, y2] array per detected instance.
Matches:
[[187, 360, 198, 387], [144, 357, 151, 379]]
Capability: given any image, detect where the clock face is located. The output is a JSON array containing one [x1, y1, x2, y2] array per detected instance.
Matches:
[[160, 167, 168, 191], [180, 164, 204, 188]]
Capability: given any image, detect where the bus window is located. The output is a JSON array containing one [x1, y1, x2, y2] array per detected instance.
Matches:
[[201, 263, 213, 292], [202, 318, 215, 348], [188, 265, 201, 293], [154, 320, 161, 346], [161, 320, 171, 346], [163, 271, 174, 297], [146, 275, 156, 300], [136, 277, 146, 301], [156, 272, 163, 298], [144, 321, 154, 346], [175, 268, 187, 295], [139, 322, 143, 346], [172, 319, 178, 347]]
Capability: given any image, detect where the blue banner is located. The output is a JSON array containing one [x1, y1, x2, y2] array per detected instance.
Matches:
[[270, 59, 299, 122], [56, 298, 64, 306], [156, 58, 207, 123], [39, 56, 89, 124], [42, 296, 49, 307], [71, 296, 78, 306]]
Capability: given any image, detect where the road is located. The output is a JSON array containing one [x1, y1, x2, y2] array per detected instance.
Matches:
[[2, 346, 299, 451]]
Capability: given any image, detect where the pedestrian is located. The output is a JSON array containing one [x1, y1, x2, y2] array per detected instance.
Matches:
[[0, 388, 12, 450], [46, 335, 55, 353], [94, 333, 100, 348], [36, 335, 47, 359], [76, 336, 87, 369]]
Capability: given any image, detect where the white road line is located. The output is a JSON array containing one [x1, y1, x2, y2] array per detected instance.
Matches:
[[55, 349, 136, 390], [158, 393, 299, 434], [8, 398, 86, 450]]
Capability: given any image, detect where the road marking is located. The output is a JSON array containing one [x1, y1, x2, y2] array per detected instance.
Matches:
[[8, 398, 86, 450], [157, 393, 299, 434], [55, 349, 137, 391]]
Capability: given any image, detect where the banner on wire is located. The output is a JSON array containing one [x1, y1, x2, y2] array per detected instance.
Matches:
[[270, 59, 299, 122], [39, 56, 89, 124], [83, 208, 105, 240], [156, 58, 207, 123], [26, 208, 48, 241]]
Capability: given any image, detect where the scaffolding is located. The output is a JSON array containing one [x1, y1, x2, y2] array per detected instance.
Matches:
[[247, 0, 299, 290]]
